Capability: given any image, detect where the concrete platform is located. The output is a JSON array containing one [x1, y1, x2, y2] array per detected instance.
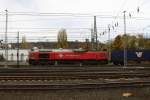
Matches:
[[0, 61, 29, 67]]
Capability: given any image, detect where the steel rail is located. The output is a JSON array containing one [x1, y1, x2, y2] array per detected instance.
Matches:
[[0, 79, 149, 90]]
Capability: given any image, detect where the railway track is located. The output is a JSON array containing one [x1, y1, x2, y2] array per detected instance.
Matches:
[[0, 78, 149, 90], [0, 63, 150, 68], [0, 66, 149, 80], [0, 66, 149, 90], [0, 66, 150, 72], [0, 71, 149, 80]]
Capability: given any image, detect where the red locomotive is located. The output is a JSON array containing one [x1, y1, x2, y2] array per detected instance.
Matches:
[[28, 48, 108, 65]]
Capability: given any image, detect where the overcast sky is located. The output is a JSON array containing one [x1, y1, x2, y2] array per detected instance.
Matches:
[[0, 0, 150, 42]]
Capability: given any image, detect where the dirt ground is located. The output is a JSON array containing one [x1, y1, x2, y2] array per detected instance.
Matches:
[[0, 87, 149, 100]]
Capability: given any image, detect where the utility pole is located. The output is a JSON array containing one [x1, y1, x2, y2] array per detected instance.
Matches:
[[123, 11, 127, 67], [17, 32, 20, 67], [94, 16, 98, 50], [5, 10, 8, 68], [91, 28, 94, 50], [108, 24, 111, 63]]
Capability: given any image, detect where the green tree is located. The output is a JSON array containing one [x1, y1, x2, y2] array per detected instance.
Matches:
[[137, 35, 145, 49], [144, 39, 150, 49], [127, 35, 136, 49], [20, 35, 28, 49], [57, 28, 68, 48], [112, 35, 123, 49], [112, 34, 148, 49]]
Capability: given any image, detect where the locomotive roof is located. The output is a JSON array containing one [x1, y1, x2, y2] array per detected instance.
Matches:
[[32, 48, 87, 52]]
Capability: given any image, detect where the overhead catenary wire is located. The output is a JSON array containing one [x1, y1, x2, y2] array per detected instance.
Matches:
[[0, 11, 149, 43]]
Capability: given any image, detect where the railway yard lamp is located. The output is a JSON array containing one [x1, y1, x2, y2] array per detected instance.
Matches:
[[123, 11, 127, 67], [17, 32, 20, 67], [107, 24, 111, 64], [4, 10, 8, 68]]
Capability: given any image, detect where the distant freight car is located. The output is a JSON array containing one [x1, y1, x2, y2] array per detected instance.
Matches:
[[28, 48, 108, 65], [111, 49, 150, 65]]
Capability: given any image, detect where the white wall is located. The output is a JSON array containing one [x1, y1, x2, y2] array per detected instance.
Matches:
[[0, 49, 29, 61]]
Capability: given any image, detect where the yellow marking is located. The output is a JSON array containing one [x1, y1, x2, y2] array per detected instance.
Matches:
[[122, 92, 133, 97]]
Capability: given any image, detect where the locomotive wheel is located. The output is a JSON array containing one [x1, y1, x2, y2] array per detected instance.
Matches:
[[113, 62, 119, 65], [99, 60, 108, 64], [29, 60, 37, 65], [120, 62, 124, 66], [79, 61, 83, 66]]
